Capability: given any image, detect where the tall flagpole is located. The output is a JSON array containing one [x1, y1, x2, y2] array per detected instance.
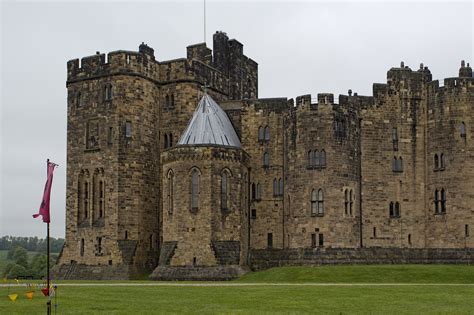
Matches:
[[46, 159, 51, 315], [204, 0, 206, 43]]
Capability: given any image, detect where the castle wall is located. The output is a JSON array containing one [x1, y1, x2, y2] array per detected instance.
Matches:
[[60, 33, 474, 280], [286, 94, 361, 249], [425, 77, 474, 247]]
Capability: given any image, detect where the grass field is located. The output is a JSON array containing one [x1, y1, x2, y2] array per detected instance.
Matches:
[[1, 265, 474, 314]]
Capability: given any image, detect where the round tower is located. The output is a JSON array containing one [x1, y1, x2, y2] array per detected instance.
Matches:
[[151, 94, 250, 280]]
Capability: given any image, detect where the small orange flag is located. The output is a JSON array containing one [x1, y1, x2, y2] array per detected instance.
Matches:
[[26, 291, 34, 300], [8, 293, 18, 302]]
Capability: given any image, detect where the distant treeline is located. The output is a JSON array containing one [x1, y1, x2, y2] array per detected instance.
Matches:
[[0, 236, 64, 253]]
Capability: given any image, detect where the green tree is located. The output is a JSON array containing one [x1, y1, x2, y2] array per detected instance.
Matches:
[[12, 246, 28, 268], [6, 264, 27, 279], [30, 253, 47, 279]]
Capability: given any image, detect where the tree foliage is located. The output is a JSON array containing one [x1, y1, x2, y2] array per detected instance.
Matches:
[[0, 236, 64, 253]]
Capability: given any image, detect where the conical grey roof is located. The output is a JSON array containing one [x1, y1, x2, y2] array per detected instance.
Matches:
[[178, 94, 241, 147]]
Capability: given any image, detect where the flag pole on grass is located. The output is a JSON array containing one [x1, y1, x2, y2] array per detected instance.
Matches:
[[33, 159, 58, 315]]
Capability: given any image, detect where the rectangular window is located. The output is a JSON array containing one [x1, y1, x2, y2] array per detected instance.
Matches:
[[267, 233, 273, 249], [96, 237, 102, 255], [80, 239, 84, 257], [125, 122, 132, 139], [311, 233, 316, 248], [251, 209, 257, 219], [318, 233, 324, 247], [107, 127, 113, 145], [466, 225, 470, 237]]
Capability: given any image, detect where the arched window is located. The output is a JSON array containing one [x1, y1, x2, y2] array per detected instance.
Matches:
[[441, 189, 446, 213], [104, 84, 112, 101], [392, 157, 398, 171], [273, 178, 278, 197], [80, 239, 84, 257], [308, 150, 313, 167], [317, 189, 324, 215], [76, 92, 83, 107], [84, 181, 89, 219], [434, 189, 439, 213], [395, 202, 400, 217], [264, 126, 270, 142], [251, 183, 256, 200], [169, 134, 173, 147], [460, 122, 466, 137], [344, 189, 349, 216], [311, 189, 318, 216], [440, 153, 445, 169], [191, 169, 200, 212], [167, 170, 174, 215], [314, 151, 320, 167], [389, 202, 394, 217], [320, 150, 326, 167], [349, 189, 353, 215], [263, 152, 269, 168], [258, 126, 264, 142], [434, 154, 439, 170], [279, 178, 283, 196], [256, 183, 262, 200], [99, 180, 105, 218], [164, 134, 168, 149], [398, 157, 403, 172], [221, 172, 229, 210]]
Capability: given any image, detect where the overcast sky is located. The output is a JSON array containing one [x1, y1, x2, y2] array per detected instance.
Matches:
[[1, 0, 472, 238]]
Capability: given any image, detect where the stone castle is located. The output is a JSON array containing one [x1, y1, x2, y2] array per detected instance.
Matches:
[[53, 31, 474, 280]]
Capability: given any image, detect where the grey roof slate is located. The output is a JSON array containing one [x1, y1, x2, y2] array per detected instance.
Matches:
[[178, 94, 241, 148]]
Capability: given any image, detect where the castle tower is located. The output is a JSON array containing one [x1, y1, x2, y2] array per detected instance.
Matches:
[[151, 94, 250, 280]]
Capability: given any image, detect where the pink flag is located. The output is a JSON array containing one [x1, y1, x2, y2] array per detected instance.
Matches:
[[33, 161, 57, 223]]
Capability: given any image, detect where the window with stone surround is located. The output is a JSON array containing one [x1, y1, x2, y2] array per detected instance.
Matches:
[[349, 189, 353, 216], [107, 127, 113, 146], [251, 183, 256, 200], [251, 209, 256, 219], [392, 156, 403, 172], [279, 178, 283, 197], [258, 126, 264, 142], [264, 126, 270, 142], [221, 170, 230, 211], [80, 238, 84, 257], [434, 154, 439, 170], [344, 189, 349, 215], [311, 189, 324, 216], [460, 122, 466, 138], [95, 237, 102, 256], [263, 152, 269, 168], [466, 225, 470, 237], [164, 134, 169, 148], [440, 153, 445, 169], [311, 233, 317, 248], [125, 121, 132, 139], [104, 84, 113, 101], [441, 189, 446, 213], [76, 92, 83, 107], [256, 183, 262, 200], [267, 233, 273, 249], [434, 189, 440, 213], [190, 168, 200, 212], [318, 233, 324, 247], [167, 170, 174, 215]]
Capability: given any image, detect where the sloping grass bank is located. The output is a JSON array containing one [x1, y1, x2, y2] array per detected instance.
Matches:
[[236, 264, 474, 283]]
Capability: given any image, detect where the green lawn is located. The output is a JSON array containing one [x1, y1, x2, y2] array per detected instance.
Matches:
[[1, 265, 473, 314], [237, 264, 474, 283]]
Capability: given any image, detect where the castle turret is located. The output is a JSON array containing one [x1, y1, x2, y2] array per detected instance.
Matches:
[[151, 94, 250, 280]]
